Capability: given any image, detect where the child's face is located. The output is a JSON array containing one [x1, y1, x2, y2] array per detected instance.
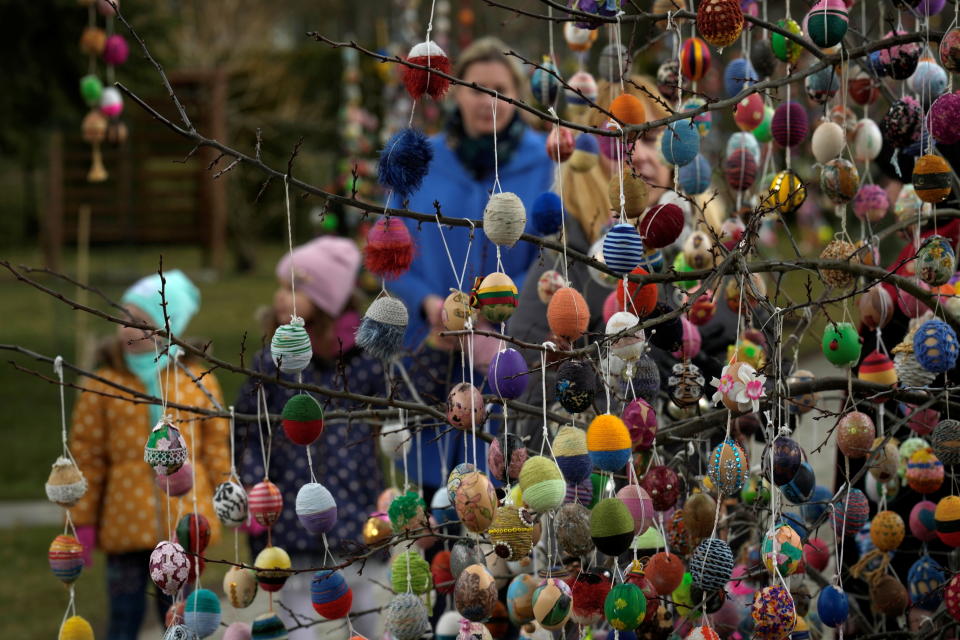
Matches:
[[273, 280, 316, 324], [118, 304, 156, 353]]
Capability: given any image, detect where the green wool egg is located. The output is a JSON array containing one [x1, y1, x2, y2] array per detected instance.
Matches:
[[518, 456, 566, 513], [672, 253, 698, 290], [605, 583, 647, 630], [80, 74, 104, 107], [590, 498, 635, 556], [822, 322, 862, 366], [391, 551, 433, 595]]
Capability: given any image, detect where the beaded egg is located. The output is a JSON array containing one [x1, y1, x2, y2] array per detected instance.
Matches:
[[771, 18, 803, 64], [880, 96, 922, 148], [641, 465, 681, 511], [455, 472, 498, 533], [837, 411, 876, 458], [762, 523, 803, 576], [532, 577, 573, 630], [806, 0, 848, 48], [680, 37, 712, 82], [752, 584, 796, 640], [708, 438, 749, 495], [696, 0, 744, 48], [822, 322, 862, 366], [763, 170, 806, 214]]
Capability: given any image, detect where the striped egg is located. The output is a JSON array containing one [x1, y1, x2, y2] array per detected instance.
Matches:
[[602, 223, 645, 275]]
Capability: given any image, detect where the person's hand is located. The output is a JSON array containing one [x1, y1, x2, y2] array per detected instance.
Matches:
[[76, 525, 96, 567]]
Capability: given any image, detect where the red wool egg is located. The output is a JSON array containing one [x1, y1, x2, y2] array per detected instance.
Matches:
[[615, 266, 658, 317], [725, 149, 757, 191], [402, 41, 452, 100], [646, 551, 685, 595], [734, 93, 765, 131], [249, 480, 284, 528], [638, 203, 684, 249], [364, 218, 415, 280], [804, 538, 830, 572], [431, 550, 455, 595]]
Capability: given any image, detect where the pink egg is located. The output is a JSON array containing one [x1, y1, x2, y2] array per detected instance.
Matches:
[[223, 621, 252, 640], [672, 317, 702, 359], [910, 500, 938, 542], [734, 93, 765, 131], [728, 564, 754, 596], [155, 462, 193, 497], [897, 283, 932, 318], [906, 405, 940, 435], [103, 34, 129, 66], [616, 485, 654, 534], [803, 538, 830, 572], [623, 398, 657, 449]]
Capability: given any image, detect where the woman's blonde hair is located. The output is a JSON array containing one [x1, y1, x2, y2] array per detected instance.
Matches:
[[454, 36, 533, 107], [560, 75, 671, 245]]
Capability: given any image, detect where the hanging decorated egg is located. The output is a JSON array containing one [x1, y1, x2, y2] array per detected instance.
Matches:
[[391, 550, 433, 596], [690, 537, 734, 591], [144, 419, 188, 475], [752, 584, 796, 640], [446, 382, 486, 431], [586, 414, 632, 472], [750, 37, 777, 76], [484, 192, 527, 248], [786, 369, 818, 414], [566, 71, 598, 117], [176, 513, 211, 555], [49, 534, 84, 585], [642, 465, 681, 511], [909, 555, 945, 609], [45, 457, 87, 508], [879, 29, 921, 79], [535, 271, 567, 307], [402, 40, 451, 100], [668, 362, 706, 408], [564, 22, 599, 52], [849, 70, 880, 105], [568, 132, 600, 172], [281, 394, 324, 446], [618, 485, 654, 535], [871, 510, 906, 551], [822, 322, 862, 366], [656, 59, 681, 102], [532, 578, 573, 630], [530, 56, 561, 106], [913, 154, 953, 204], [932, 419, 960, 465], [679, 154, 712, 195], [473, 272, 519, 324], [858, 350, 898, 387], [761, 524, 803, 576], [610, 93, 646, 126], [150, 540, 189, 596], [837, 411, 876, 458], [455, 472, 498, 533], [852, 184, 889, 223], [763, 170, 806, 214], [914, 318, 960, 373], [870, 574, 909, 616], [546, 287, 590, 342], [811, 121, 845, 163], [388, 490, 428, 535], [725, 148, 758, 191], [805, 66, 840, 104], [254, 545, 293, 592], [552, 426, 591, 484], [909, 58, 948, 99], [440, 289, 475, 331], [940, 27, 960, 71], [519, 456, 565, 514], [806, 0, 848, 48], [378, 127, 432, 199], [488, 348, 529, 399], [212, 480, 247, 528], [771, 18, 803, 64], [568, 571, 611, 626], [295, 482, 337, 535], [602, 223, 645, 275], [680, 37, 712, 81], [723, 57, 758, 98], [772, 101, 809, 147], [696, 0, 744, 48], [248, 480, 283, 528], [804, 538, 831, 572], [183, 588, 222, 638], [917, 235, 957, 287], [683, 230, 714, 270], [832, 488, 869, 536], [385, 593, 431, 640], [880, 96, 922, 148], [820, 158, 859, 204], [929, 93, 960, 144], [817, 585, 849, 628], [908, 447, 945, 493], [734, 93, 766, 131], [590, 497, 636, 556], [661, 119, 701, 167], [546, 125, 575, 163], [936, 495, 960, 546], [606, 582, 647, 631], [223, 566, 257, 609], [606, 311, 643, 362], [556, 502, 594, 557], [708, 438, 749, 495], [782, 461, 816, 504], [311, 569, 353, 620], [819, 238, 857, 288], [859, 285, 894, 330], [507, 573, 539, 625], [364, 217, 415, 280]]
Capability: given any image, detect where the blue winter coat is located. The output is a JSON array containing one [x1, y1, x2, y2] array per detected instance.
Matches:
[[387, 126, 555, 348]]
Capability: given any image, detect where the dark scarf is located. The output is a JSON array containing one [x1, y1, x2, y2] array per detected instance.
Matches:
[[445, 107, 527, 181]]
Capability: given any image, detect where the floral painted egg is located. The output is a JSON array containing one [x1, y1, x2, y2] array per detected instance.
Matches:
[[907, 448, 945, 494], [917, 235, 956, 286], [837, 411, 876, 458], [454, 472, 499, 533], [708, 438, 749, 495], [786, 369, 818, 414], [446, 383, 486, 431], [149, 540, 190, 596], [762, 523, 803, 576], [641, 465, 681, 511], [487, 432, 528, 485], [144, 419, 188, 475], [447, 463, 478, 503], [455, 563, 499, 622], [623, 398, 657, 450]]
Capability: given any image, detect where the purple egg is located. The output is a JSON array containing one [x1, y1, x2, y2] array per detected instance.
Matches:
[[929, 93, 960, 145], [488, 348, 529, 399], [917, 0, 946, 15], [771, 101, 809, 148]]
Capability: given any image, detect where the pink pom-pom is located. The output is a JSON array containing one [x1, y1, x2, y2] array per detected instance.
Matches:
[[103, 34, 129, 66]]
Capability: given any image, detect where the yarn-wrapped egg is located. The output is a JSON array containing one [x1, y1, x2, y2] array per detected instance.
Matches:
[[805, 66, 840, 105], [176, 513, 211, 554], [858, 350, 897, 387], [852, 184, 889, 222], [552, 426, 591, 483], [610, 93, 646, 125], [929, 93, 960, 145], [605, 583, 647, 631], [546, 125, 575, 163], [909, 500, 938, 542], [623, 398, 657, 450], [568, 571, 611, 626], [556, 502, 595, 557], [547, 287, 590, 343], [849, 70, 880, 105], [430, 550, 455, 596], [913, 154, 953, 203], [49, 534, 84, 585], [59, 616, 94, 640], [870, 574, 909, 616], [762, 524, 803, 576], [644, 552, 685, 597], [488, 504, 536, 561], [310, 569, 352, 620], [837, 411, 876, 458], [609, 168, 650, 219], [782, 461, 816, 504], [879, 29, 921, 79], [936, 495, 960, 546], [917, 235, 956, 286], [364, 217, 414, 279], [474, 272, 519, 324], [602, 223, 645, 276], [752, 584, 796, 640], [356, 296, 408, 360], [680, 37, 711, 81], [587, 413, 632, 472], [388, 490, 428, 535], [734, 93, 766, 132], [564, 21, 599, 51], [817, 585, 849, 628], [618, 485, 654, 535], [295, 482, 337, 534], [642, 465, 681, 511], [590, 497, 636, 556], [446, 383, 486, 432], [678, 154, 712, 195], [831, 488, 869, 536], [530, 192, 563, 237], [910, 58, 948, 99], [614, 267, 658, 319], [696, 0, 744, 48], [661, 119, 700, 167], [682, 492, 715, 543], [820, 158, 859, 204], [391, 550, 433, 595], [822, 322, 862, 366], [723, 57, 758, 97], [281, 394, 324, 446], [254, 545, 292, 592], [184, 588, 221, 638], [871, 510, 906, 551], [488, 348, 528, 399], [933, 419, 960, 465], [519, 456, 565, 513], [772, 101, 810, 148], [555, 359, 596, 414], [402, 40, 451, 100], [378, 127, 432, 199], [484, 192, 527, 248], [150, 540, 190, 596], [532, 577, 573, 630], [386, 592, 432, 640], [807, 0, 848, 48], [566, 70, 598, 116], [568, 133, 600, 172], [771, 18, 803, 64], [908, 555, 945, 610], [248, 480, 283, 528], [762, 170, 806, 214], [690, 538, 734, 591], [638, 203, 684, 249], [144, 419, 188, 475], [880, 96, 922, 148], [99, 86, 123, 118], [907, 447, 945, 494], [708, 438, 748, 495], [914, 318, 960, 373], [222, 566, 257, 609], [45, 457, 87, 508], [455, 472, 498, 533], [725, 148, 758, 191]]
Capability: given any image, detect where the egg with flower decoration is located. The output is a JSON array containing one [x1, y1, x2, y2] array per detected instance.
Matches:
[[916, 235, 956, 286]]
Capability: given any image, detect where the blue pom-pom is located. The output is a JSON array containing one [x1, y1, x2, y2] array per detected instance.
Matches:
[[723, 57, 757, 98], [356, 317, 406, 360], [556, 454, 593, 483], [531, 192, 564, 236], [661, 119, 699, 167], [914, 318, 959, 373], [588, 448, 631, 473], [378, 128, 433, 199], [574, 133, 600, 154], [678, 153, 711, 195]]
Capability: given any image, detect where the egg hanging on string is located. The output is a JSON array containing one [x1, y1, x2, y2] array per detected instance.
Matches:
[[680, 37, 712, 81], [402, 41, 452, 100], [270, 318, 313, 374], [806, 0, 848, 48], [378, 127, 432, 199], [45, 456, 87, 508], [473, 272, 519, 324], [356, 296, 408, 360], [771, 18, 804, 64], [696, 0, 744, 49], [484, 192, 527, 248]]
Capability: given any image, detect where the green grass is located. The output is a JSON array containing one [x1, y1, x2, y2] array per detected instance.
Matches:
[[0, 243, 285, 500]]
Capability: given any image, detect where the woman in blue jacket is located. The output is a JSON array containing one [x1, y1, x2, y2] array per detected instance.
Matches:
[[387, 37, 555, 492]]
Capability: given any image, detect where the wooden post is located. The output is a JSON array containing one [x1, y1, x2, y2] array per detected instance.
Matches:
[[43, 131, 64, 271]]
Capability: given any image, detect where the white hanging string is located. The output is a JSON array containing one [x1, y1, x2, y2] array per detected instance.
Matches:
[[283, 175, 299, 322], [491, 93, 502, 194]]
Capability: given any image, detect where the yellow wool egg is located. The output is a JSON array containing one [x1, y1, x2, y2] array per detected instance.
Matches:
[[59, 616, 94, 640]]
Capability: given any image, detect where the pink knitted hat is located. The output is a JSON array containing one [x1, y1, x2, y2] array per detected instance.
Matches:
[[275, 236, 361, 318]]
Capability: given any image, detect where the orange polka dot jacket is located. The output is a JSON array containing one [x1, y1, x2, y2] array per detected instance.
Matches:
[[68, 363, 231, 554]]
